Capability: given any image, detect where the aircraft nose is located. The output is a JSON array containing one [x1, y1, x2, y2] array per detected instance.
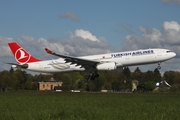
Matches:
[[172, 52, 176, 57]]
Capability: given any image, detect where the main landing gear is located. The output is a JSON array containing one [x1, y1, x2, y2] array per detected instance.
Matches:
[[157, 62, 161, 69], [85, 72, 99, 80]]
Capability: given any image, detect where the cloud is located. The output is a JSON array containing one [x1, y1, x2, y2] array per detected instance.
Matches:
[[46, 30, 111, 56], [163, 21, 180, 31], [0, 36, 14, 57], [122, 21, 180, 51], [69, 29, 99, 42], [161, 21, 180, 45], [161, 0, 180, 5], [59, 12, 79, 22]]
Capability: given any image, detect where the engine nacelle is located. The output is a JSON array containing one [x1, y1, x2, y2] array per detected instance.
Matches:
[[96, 62, 116, 71]]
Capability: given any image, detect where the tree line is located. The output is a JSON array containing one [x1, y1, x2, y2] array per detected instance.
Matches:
[[0, 67, 180, 92]]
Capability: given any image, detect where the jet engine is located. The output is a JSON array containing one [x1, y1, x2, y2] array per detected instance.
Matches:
[[96, 62, 116, 71]]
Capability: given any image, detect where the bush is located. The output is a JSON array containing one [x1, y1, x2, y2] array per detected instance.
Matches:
[[169, 85, 179, 92], [143, 81, 156, 91], [62, 85, 70, 92]]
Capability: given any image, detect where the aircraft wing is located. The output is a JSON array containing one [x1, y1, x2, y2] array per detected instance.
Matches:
[[45, 48, 100, 68]]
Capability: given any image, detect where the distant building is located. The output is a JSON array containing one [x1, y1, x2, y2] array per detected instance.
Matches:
[[38, 77, 63, 91], [39, 82, 62, 91]]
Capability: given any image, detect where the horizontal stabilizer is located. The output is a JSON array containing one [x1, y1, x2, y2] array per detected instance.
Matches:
[[6, 62, 28, 69]]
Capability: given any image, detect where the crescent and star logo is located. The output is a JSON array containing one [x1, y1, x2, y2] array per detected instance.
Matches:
[[15, 48, 31, 64]]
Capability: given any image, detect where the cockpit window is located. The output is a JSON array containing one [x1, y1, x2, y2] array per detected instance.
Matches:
[[166, 51, 172, 53]]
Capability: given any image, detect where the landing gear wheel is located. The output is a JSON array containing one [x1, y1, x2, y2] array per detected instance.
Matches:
[[157, 66, 161, 69], [85, 69, 99, 80], [91, 76, 95, 80], [90, 74, 95, 80], [157, 62, 161, 69], [95, 74, 99, 78], [85, 73, 99, 80]]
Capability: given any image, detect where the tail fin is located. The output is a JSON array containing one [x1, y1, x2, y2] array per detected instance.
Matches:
[[8, 42, 41, 64]]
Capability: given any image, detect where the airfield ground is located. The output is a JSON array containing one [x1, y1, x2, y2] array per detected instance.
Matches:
[[0, 91, 180, 120]]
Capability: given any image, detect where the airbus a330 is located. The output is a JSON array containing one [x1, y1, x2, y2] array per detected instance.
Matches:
[[7, 42, 176, 80]]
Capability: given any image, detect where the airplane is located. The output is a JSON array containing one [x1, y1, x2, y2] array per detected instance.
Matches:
[[7, 42, 176, 80]]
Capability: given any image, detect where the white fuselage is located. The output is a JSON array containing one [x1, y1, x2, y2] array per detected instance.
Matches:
[[25, 48, 176, 73]]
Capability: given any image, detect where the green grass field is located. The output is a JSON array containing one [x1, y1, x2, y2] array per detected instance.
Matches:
[[0, 91, 180, 120]]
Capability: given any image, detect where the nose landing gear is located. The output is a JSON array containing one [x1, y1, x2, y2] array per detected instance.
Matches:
[[157, 62, 161, 69]]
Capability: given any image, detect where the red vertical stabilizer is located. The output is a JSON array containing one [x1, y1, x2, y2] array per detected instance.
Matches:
[[8, 42, 41, 64]]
